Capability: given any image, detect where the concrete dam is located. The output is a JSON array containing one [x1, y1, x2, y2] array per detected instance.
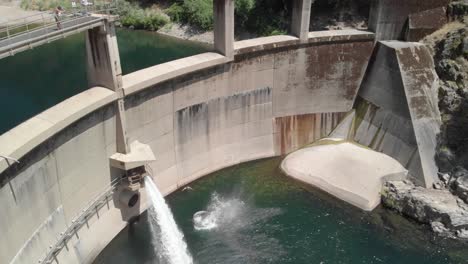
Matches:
[[0, 0, 449, 263]]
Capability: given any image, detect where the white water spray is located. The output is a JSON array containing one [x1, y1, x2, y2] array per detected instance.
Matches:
[[144, 176, 193, 264]]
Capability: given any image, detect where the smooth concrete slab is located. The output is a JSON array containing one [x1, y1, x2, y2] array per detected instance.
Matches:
[[281, 139, 408, 211]]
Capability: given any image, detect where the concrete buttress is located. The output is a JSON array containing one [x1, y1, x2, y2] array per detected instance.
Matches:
[[213, 0, 234, 60], [86, 20, 130, 154]]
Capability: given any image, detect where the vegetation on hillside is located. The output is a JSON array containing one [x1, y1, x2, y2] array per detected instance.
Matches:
[[423, 1, 468, 173], [117, 0, 169, 31], [20, 0, 292, 35], [166, 0, 290, 35], [19, 0, 370, 36]]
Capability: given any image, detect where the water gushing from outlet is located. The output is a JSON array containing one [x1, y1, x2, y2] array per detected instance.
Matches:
[[144, 176, 193, 264]]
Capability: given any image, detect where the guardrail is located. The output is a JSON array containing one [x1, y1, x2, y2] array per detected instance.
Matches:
[[0, 2, 118, 58], [39, 176, 123, 264]]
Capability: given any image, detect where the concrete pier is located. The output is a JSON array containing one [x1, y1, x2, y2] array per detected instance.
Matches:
[[213, 0, 234, 60], [292, 0, 313, 41], [86, 19, 129, 154], [85, 19, 122, 91]]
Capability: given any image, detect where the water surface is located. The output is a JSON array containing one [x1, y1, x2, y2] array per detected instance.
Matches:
[[0, 29, 210, 134], [95, 157, 468, 264]]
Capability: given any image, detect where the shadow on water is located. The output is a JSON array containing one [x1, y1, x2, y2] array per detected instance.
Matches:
[[95, 157, 468, 264], [0, 29, 210, 135]]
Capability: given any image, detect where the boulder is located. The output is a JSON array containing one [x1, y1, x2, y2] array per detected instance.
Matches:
[[382, 180, 468, 239], [450, 175, 468, 203]]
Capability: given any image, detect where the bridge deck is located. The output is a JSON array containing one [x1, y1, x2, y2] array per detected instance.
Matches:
[[0, 15, 106, 59]]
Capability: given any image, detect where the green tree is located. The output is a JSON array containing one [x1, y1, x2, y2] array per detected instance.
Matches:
[[184, 0, 213, 30]]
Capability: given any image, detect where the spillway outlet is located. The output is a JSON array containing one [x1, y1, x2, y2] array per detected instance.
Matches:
[[119, 189, 140, 208], [124, 165, 148, 191]]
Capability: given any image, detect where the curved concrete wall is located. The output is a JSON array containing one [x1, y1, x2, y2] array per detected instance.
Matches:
[[0, 30, 374, 264]]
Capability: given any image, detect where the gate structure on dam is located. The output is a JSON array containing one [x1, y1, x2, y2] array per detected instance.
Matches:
[[0, 0, 448, 263]]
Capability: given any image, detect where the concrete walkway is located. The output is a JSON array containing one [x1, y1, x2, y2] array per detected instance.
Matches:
[[0, 14, 103, 59], [281, 139, 408, 211]]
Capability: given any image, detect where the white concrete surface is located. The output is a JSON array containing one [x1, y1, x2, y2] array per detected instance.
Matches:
[[281, 139, 408, 211]]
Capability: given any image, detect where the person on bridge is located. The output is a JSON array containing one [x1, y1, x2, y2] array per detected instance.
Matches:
[[54, 6, 64, 30]]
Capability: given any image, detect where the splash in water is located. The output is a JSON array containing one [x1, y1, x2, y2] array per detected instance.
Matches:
[[193, 192, 285, 262], [193, 193, 246, 231], [144, 176, 193, 264]]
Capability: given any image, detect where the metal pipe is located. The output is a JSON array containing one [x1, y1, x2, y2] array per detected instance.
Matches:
[[0, 155, 19, 164]]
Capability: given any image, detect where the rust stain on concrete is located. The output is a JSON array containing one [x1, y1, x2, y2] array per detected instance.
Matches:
[[275, 112, 346, 155]]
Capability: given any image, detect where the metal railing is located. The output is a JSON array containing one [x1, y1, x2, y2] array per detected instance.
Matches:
[[39, 175, 123, 264], [0, 1, 118, 51]]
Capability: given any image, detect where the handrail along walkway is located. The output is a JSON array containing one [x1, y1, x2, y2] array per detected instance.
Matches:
[[0, 2, 118, 59]]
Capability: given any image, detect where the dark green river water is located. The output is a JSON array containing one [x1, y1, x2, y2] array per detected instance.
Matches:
[[0, 29, 210, 135], [94, 158, 468, 264]]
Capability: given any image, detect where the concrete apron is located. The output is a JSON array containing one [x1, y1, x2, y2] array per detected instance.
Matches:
[[281, 138, 408, 211]]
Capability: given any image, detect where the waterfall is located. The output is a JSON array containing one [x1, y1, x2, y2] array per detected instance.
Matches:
[[144, 176, 193, 264]]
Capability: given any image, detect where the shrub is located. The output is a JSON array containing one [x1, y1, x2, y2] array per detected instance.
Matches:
[[183, 0, 213, 30], [166, 3, 185, 23], [21, 0, 71, 11], [235, 0, 255, 27], [120, 7, 169, 31]]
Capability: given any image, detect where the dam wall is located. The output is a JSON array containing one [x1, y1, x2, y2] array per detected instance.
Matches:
[[0, 30, 374, 264], [368, 0, 449, 41], [353, 41, 441, 187]]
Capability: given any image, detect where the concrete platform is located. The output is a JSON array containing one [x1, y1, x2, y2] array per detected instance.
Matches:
[[281, 139, 408, 211]]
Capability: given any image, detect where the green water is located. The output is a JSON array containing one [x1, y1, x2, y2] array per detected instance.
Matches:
[[0, 29, 210, 135], [94, 158, 468, 264]]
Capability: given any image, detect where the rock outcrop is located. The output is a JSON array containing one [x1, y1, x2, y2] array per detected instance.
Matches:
[[382, 180, 468, 239], [449, 167, 468, 203], [383, 15, 468, 240], [422, 18, 468, 172]]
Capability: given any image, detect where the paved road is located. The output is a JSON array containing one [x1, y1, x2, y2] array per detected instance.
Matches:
[[0, 15, 102, 54]]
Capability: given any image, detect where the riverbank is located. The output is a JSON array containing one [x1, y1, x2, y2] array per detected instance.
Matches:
[[382, 180, 468, 239], [0, 3, 46, 24], [157, 22, 213, 44]]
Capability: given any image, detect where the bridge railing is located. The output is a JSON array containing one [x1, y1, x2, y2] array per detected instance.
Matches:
[[0, 2, 118, 44]]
